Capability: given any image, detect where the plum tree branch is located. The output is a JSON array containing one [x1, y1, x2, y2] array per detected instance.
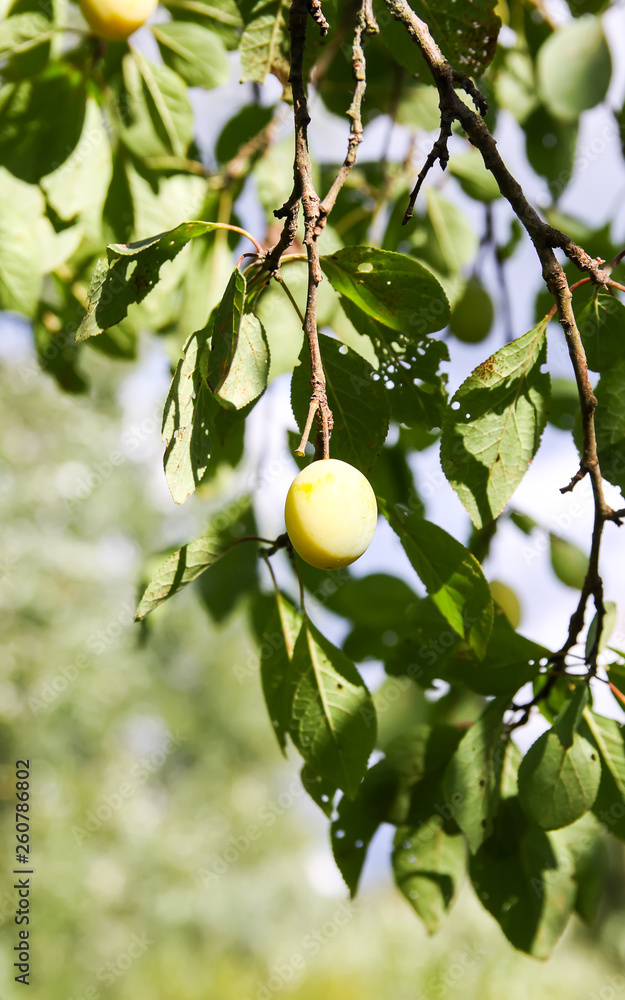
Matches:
[[382, 0, 621, 675], [266, 0, 375, 459]]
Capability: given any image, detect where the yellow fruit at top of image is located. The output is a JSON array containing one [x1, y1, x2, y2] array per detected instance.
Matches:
[[285, 459, 377, 570], [79, 0, 158, 41]]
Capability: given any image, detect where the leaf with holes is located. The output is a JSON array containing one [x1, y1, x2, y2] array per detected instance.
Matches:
[[380, 499, 494, 659], [518, 686, 601, 830], [441, 319, 550, 529], [76, 222, 221, 342], [321, 246, 450, 336], [393, 820, 466, 934], [288, 621, 376, 799], [161, 319, 226, 505], [301, 763, 337, 818], [240, 0, 291, 91], [442, 696, 509, 853], [135, 496, 253, 619], [410, 0, 500, 77], [207, 269, 270, 410], [291, 333, 390, 471], [339, 296, 449, 430], [331, 760, 400, 895]]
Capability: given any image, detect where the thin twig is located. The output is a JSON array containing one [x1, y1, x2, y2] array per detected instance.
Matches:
[[318, 0, 378, 228], [285, 0, 333, 459], [273, 272, 306, 325]]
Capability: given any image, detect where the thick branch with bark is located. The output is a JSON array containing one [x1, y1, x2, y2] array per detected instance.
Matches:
[[382, 0, 620, 674]]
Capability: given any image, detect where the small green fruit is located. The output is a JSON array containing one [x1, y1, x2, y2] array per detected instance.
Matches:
[[449, 278, 494, 343], [489, 580, 522, 629]]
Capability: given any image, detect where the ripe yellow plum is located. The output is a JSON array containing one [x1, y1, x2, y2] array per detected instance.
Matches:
[[79, 0, 158, 41], [285, 459, 377, 570]]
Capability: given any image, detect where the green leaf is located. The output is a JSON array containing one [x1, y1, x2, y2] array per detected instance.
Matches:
[[162, 0, 243, 48], [577, 291, 625, 372], [563, 813, 607, 924], [240, 0, 290, 90], [449, 278, 494, 345], [380, 499, 494, 660], [410, 0, 500, 77], [549, 534, 589, 590], [470, 818, 578, 958], [441, 319, 550, 529], [0, 167, 45, 316], [547, 377, 579, 432], [595, 361, 625, 494], [112, 52, 194, 160], [0, 68, 87, 183], [524, 104, 578, 199], [585, 601, 618, 659], [197, 502, 258, 622], [153, 21, 230, 88], [448, 148, 501, 202], [321, 246, 450, 336], [393, 820, 466, 933], [291, 333, 390, 472], [260, 592, 303, 754], [443, 611, 548, 696], [590, 733, 625, 842], [537, 15, 612, 121], [583, 710, 625, 802], [207, 269, 270, 410], [332, 761, 399, 895], [40, 96, 112, 221], [215, 102, 275, 163], [509, 510, 538, 535], [288, 621, 376, 799], [518, 686, 601, 830], [0, 12, 53, 79], [76, 223, 221, 342], [442, 696, 509, 853], [135, 496, 253, 619], [424, 189, 480, 276], [301, 763, 337, 817], [318, 573, 420, 631], [161, 322, 215, 504], [339, 296, 449, 430], [469, 738, 579, 957]]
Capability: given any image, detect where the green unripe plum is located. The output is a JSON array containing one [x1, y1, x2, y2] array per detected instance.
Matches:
[[489, 580, 522, 630], [79, 0, 158, 41], [285, 459, 377, 570], [449, 278, 494, 343]]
